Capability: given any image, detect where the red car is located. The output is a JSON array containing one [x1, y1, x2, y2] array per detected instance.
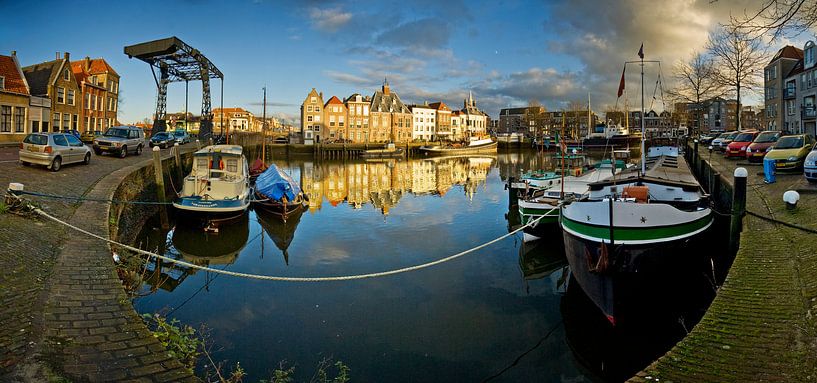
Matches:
[[745, 131, 781, 162], [725, 131, 759, 158]]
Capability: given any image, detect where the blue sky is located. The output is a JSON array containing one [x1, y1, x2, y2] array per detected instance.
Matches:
[[0, 0, 799, 125]]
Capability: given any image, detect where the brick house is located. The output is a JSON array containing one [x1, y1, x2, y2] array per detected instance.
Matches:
[[0, 51, 30, 143], [23, 52, 81, 133], [71, 60, 106, 133], [83, 57, 120, 129], [323, 96, 347, 141], [300, 88, 324, 144], [344, 93, 370, 143], [369, 80, 412, 143]]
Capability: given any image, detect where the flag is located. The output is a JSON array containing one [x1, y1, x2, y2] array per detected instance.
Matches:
[[617, 65, 626, 98], [638, 43, 644, 59]]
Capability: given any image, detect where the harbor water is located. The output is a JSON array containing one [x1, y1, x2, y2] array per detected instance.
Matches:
[[132, 149, 724, 382]]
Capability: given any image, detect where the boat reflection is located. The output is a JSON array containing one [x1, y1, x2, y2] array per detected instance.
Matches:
[[518, 236, 570, 296], [255, 207, 304, 264], [171, 213, 250, 266]]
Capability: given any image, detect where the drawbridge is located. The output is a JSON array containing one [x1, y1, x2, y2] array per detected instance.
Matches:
[[124, 37, 224, 140]]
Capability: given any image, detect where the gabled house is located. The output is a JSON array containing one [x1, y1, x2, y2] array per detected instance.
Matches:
[[71, 57, 120, 132], [0, 51, 30, 142], [369, 79, 412, 143], [23, 52, 81, 134]]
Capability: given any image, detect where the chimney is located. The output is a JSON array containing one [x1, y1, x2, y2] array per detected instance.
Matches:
[[319, 92, 323, 99], [56, 52, 61, 60], [11, 51, 16, 56], [84, 56, 91, 71], [64, 52, 70, 61]]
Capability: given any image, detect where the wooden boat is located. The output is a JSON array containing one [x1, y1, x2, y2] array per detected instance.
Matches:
[[249, 158, 268, 181], [253, 164, 307, 220], [419, 137, 498, 156], [256, 207, 304, 264], [173, 145, 251, 214]]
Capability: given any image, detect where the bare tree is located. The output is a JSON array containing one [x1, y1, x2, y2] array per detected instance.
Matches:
[[707, 25, 769, 130], [731, 0, 817, 40], [667, 52, 726, 134]]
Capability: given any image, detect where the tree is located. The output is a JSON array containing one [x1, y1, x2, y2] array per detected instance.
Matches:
[[706, 25, 769, 130], [667, 52, 726, 134], [731, 0, 817, 40]]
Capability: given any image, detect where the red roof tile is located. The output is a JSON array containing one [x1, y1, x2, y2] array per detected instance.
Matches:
[[324, 95, 343, 106], [0, 55, 29, 95], [87, 58, 118, 76]]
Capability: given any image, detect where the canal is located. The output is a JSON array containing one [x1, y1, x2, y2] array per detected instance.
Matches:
[[132, 149, 724, 382]]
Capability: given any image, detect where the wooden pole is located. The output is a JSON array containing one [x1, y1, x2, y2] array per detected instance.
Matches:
[[153, 146, 170, 230], [729, 167, 747, 255], [173, 142, 183, 182]]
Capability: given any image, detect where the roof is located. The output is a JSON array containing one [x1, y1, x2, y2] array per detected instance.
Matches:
[[22, 59, 63, 97], [370, 89, 410, 114], [428, 101, 450, 111], [86, 58, 118, 76], [500, 107, 531, 115], [787, 59, 804, 78], [0, 55, 29, 95], [194, 144, 243, 156], [770, 45, 804, 64], [212, 107, 249, 115], [324, 95, 343, 106]]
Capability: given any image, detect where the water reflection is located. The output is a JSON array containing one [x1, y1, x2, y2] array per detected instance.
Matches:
[[172, 214, 250, 266], [256, 208, 304, 264]]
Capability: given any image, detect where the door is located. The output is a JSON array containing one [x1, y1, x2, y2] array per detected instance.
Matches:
[[65, 134, 85, 163], [52, 134, 71, 162]]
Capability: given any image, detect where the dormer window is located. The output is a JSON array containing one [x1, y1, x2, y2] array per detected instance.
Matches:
[[805, 41, 816, 69], [63, 69, 69, 81]]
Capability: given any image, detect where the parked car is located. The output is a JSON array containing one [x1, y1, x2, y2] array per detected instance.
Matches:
[[61, 129, 81, 139], [79, 130, 102, 143], [804, 147, 817, 182], [725, 131, 759, 158], [714, 131, 739, 152], [19, 132, 92, 171], [710, 132, 732, 151], [173, 130, 191, 144], [149, 131, 175, 148], [745, 131, 781, 162], [93, 126, 145, 158], [765, 134, 815, 170], [698, 132, 719, 145]]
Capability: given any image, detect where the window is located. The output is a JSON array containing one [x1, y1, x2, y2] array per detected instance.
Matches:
[[57, 87, 65, 103], [356, 106, 361, 115], [311, 96, 316, 103], [31, 121, 39, 133], [314, 115, 320, 122], [0, 106, 10, 132], [72, 114, 78, 130], [14, 107, 25, 132], [67, 89, 75, 105], [53, 134, 68, 146], [307, 105, 312, 112], [42, 121, 49, 132], [85, 93, 90, 109], [226, 159, 237, 173], [307, 115, 313, 122], [63, 69, 69, 81], [0, 76, 4, 90], [63, 114, 70, 130], [53, 112, 60, 130], [66, 134, 83, 147]]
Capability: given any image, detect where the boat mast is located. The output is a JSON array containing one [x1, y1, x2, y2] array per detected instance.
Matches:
[[587, 92, 591, 139], [561, 109, 565, 198], [262, 86, 267, 163], [640, 45, 646, 175]]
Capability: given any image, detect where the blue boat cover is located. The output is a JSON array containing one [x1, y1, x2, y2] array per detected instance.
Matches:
[[255, 164, 301, 201]]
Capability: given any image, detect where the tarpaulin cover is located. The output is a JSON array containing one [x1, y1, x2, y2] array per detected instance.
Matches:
[[255, 164, 301, 201]]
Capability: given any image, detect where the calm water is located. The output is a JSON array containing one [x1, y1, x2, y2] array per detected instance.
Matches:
[[133, 149, 720, 382]]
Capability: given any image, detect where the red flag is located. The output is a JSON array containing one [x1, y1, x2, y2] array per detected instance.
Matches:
[[617, 65, 626, 98], [638, 43, 644, 59]]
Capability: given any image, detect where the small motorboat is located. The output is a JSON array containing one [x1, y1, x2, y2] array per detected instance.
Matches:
[[253, 164, 308, 220]]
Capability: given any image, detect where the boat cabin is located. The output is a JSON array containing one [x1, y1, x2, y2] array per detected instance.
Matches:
[[182, 145, 248, 200]]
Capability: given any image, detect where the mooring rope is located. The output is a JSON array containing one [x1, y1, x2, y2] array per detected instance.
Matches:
[[9, 191, 559, 282], [13, 190, 176, 205]]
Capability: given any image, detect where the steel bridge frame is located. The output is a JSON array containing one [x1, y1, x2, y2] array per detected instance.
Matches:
[[124, 37, 224, 140]]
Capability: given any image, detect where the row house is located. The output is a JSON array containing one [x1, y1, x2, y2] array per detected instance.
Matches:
[[23, 52, 81, 135], [213, 107, 255, 134], [344, 93, 370, 143], [498, 107, 532, 135], [458, 92, 490, 138], [369, 80, 412, 143], [324, 96, 346, 141], [429, 102, 451, 141], [780, 40, 817, 136], [71, 56, 119, 132], [300, 88, 324, 145], [167, 112, 201, 132], [0, 52, 30, 142], [672, 98, 741, 133], [409, 102, 435, 141], [765, 45, 804, 131]]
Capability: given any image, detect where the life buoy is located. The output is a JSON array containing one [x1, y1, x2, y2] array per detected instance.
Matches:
[[219, 159, 225, 170]]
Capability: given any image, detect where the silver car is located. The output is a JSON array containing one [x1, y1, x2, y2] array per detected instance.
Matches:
[[93, 126, 145, 158], [19, 132, 92, 171]]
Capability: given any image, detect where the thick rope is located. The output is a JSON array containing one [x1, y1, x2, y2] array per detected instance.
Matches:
[[17, 192, 558, 282]]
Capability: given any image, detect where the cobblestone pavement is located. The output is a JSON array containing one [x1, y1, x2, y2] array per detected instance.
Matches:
[[0, 143, 197, 381], [631, 152, 817, 382]]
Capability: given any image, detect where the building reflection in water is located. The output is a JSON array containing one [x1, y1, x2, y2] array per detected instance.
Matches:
[[297, 156, 495, 215]]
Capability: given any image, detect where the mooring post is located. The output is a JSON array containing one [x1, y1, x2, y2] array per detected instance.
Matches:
[[173, 143, 183, 182], [153, 146, 170, 230], [729, 167, 747, 255], [693, 139, 699, 173], [195, 139, 201, 150]]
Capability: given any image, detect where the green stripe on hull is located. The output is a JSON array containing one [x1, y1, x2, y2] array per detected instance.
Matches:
[[561, 214, 712, 242], [521, 214, 559, 225]]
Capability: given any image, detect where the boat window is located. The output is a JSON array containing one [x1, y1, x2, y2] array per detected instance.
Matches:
[[196, 158, 208, 171], [210, 154, 222, 169], [226, 159, 238, 173]]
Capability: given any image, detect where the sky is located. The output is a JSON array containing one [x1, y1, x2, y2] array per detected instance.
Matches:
[[0, 0, 810, 125]]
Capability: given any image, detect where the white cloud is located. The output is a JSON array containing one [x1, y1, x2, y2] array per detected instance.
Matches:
[[308, 6, 353, 32]]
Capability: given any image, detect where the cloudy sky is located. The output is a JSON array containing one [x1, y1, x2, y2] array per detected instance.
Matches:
[[0, 0, 807, 125]]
